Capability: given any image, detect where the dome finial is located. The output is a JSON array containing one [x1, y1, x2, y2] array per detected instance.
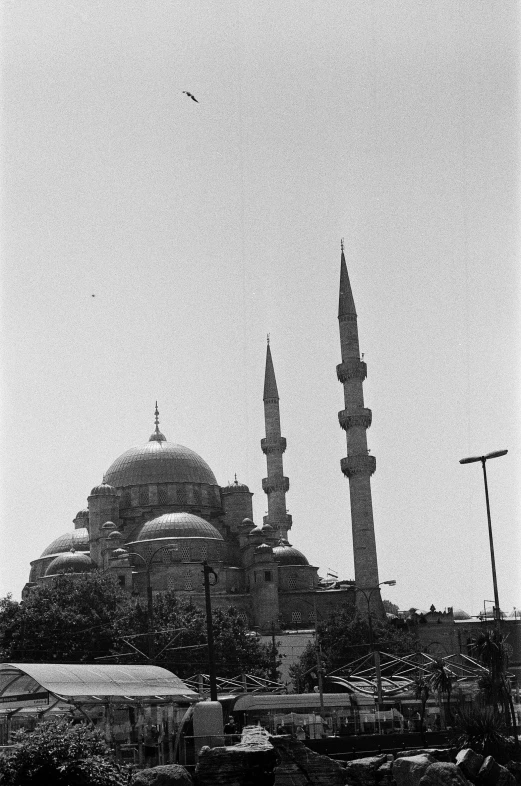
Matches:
[[341, 237, 344, 253], [149, 401, 166, 442]]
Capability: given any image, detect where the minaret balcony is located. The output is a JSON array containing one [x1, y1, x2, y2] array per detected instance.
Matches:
[[261, 437, 287, 455], [341, 454, 376, 478], [338, 408, 372, 431], [262, 476, 290, 494], [336, 359, 367, 383]]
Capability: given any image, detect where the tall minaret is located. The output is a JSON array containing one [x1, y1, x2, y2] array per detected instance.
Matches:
[[337, 241, 383, 614], [261, 338, 292, 539]]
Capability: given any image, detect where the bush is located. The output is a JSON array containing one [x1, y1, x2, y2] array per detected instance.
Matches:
[[0, 718, 131, 785], [451, 705, 514, 764]]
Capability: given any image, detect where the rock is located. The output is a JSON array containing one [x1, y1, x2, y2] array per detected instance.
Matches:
[[419, 762, 471, 786], [377, 760, 394, 786], [456, 750, 484, 781], [496, 766, 517, 786], [393, 754, 437, 786], [270, 734, 345, 786], [506, 762, 521, 786], [478, 757, 502, 786], [131, 764, 193, 786], [195, 743, 277, 786], [397, 751, 454, 762], [344, 755, 388, 786]]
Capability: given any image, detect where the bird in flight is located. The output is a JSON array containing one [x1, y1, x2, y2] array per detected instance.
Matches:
[[182, 91, 199, 103]]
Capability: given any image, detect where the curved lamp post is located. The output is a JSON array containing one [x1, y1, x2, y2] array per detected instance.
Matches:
[[112, 544, 178, 662], [353, 580, 396, 706], [459, 449, 507, 631]]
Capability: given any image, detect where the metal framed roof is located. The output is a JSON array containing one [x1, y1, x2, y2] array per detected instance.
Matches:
[[0, 663, 199, 702]]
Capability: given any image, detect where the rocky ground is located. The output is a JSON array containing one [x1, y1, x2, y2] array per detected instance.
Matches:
[[130, 727, 521, 786]]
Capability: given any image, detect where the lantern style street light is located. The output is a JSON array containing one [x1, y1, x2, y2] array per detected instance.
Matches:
[[459, 449, 508, 631]]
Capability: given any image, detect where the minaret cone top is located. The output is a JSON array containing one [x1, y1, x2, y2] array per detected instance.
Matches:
[[338, 249, 357, 318], [263, 343, 279, 401]]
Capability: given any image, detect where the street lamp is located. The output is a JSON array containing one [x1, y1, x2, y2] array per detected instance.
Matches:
[[353, 580, 396, 707], [112, 544, 178, 662], [459, 449, 507, 631]]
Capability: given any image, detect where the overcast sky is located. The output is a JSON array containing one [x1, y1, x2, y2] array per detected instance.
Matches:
[[1, 1, 519, 617]]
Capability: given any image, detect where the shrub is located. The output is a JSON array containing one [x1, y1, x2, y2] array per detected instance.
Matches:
[[0, 717, 131, 785], [451, 705, 514, 764]]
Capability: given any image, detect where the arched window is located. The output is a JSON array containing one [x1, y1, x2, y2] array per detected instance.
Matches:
[[184, 570, 193, 591], [291, 611, 302, 625], [288, 574, 297, 590]]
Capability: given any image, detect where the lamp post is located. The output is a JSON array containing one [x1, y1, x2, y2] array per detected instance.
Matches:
[[353, 580, 396, 707], [459, 449, 507, 631], [112, 545, 178, 663], [201, 561, 218, 702]]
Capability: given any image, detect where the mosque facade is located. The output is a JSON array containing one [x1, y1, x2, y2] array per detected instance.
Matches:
[[25, 247, 382, 634]]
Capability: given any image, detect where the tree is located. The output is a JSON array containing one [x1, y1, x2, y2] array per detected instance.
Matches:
[[0, 718, 130, 785], [0, 578, 278, 681], [112, 593, 277, 680], [413, 674, 430, 744], [289, 604, 417, 692], [473, 628, 518, 741], [426, 659, 453, 728], [0, 574, 132, 663]]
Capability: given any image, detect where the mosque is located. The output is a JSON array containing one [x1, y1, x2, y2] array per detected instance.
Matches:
[[25, 247, 383, 634]]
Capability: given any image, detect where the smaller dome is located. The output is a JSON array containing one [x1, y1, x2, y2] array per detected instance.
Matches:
[[101, 520, 117, 530], [255, 543, 273, 555], [239, 518, 255, 531], [273, 544, 309, 566], [262, 523, 274, 532], [46, 550, 94, 576], [108, 530, 123, 540], [249, 526, 264, 535], [90, 482, 117, 497], [223, 476, 250, 493], [74, 509, 89, 521], [453, 608, 472, 620], [136, 512, 224, 542]]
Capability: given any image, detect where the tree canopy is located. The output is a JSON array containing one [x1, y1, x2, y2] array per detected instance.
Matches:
[[0, 573, 277, 680], [289, 603, 417, 692]]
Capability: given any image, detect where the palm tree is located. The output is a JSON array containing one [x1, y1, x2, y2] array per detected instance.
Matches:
[[427, 659, 453, 728], [473, 629, 518, 745], [413, 675, 430, 744]]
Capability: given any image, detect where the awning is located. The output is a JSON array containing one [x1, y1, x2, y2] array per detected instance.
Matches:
[[0, 663, 199, 709]]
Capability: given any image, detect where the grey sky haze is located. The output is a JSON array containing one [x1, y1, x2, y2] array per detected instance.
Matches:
[[1, 1, 519, 617]]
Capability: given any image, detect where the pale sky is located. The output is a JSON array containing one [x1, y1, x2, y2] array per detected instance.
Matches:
[[1, 1, 520, 617]]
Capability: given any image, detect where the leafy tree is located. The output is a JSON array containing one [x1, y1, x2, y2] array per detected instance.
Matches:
[[112, 593, 277, 680], [0, 579, 278, 681], [0, 574, 132, 663], [289, 604, 417, 692], [0, 718, 130, 785]]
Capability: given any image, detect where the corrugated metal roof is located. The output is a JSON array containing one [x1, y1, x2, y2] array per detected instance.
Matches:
[[233, 692, 353, 712], [1, 664, 198, 700]]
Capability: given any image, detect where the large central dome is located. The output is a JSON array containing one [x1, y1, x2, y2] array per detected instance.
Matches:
[[104, 440, 218, 488]]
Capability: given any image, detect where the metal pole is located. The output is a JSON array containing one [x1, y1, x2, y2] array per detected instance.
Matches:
[[313, 598, 325, 730], [202, 562, 218, 701], [146, 567, 155, 664], [481, 459, 501, 631]]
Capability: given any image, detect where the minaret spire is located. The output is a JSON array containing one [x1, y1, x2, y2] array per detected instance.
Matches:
[[261, 340, 291, 539], [336, 244, 383, 615]]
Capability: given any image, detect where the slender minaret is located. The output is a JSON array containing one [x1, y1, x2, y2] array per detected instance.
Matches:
[[337, 241, 383, 615], [261, 338, 292, 539]]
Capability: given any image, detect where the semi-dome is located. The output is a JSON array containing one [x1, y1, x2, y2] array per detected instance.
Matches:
[[136, 512, 224, 542], [40, 529, 90, 558], [104, 441, 218, 488], [273, 544, 309, 566], [45, 550, 94, 576]]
